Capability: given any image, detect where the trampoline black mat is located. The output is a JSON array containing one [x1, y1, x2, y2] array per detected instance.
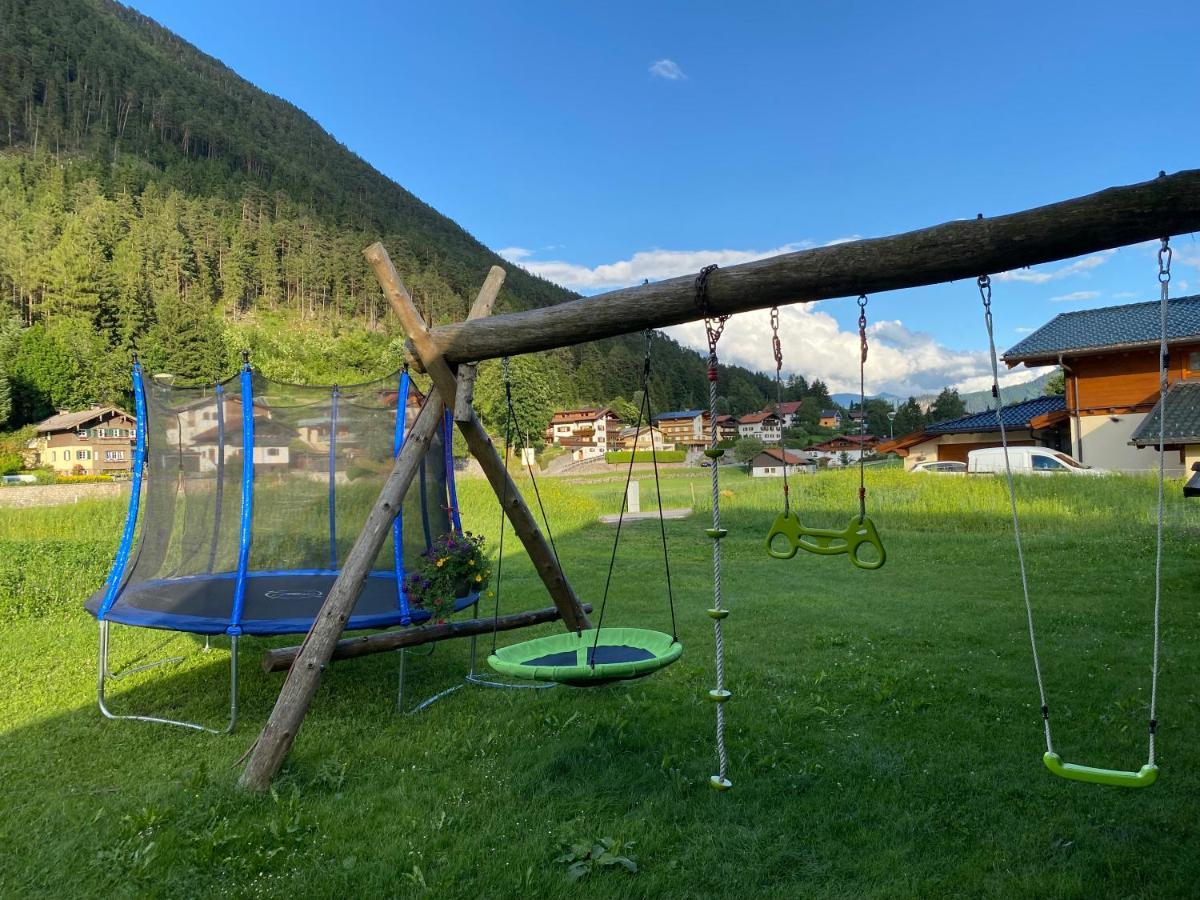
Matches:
[[87, 571, 476, 635]]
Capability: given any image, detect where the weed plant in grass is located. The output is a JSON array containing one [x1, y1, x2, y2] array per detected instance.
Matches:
[[0, 468, 1196, 897]]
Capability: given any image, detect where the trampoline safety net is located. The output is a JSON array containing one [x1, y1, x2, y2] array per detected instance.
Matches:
[[86, 365, 469, 635]]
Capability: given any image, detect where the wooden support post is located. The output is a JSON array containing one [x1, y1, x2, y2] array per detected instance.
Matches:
[[261, 603, 594, 673], [365, 244, 591, 634], [454, 363, 478, 423], [416, 169, 1200, 367], [238, 269, 505, 793]]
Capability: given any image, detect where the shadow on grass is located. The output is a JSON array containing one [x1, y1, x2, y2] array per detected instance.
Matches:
[[2, 471, 1198, 896]]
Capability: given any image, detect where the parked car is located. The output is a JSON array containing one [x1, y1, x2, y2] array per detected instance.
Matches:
[[967, 446, 1105, 476], [910, 461, 966, 475]]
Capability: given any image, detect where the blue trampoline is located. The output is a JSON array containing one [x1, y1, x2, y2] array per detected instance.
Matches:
[[89, 357, 474, 731]]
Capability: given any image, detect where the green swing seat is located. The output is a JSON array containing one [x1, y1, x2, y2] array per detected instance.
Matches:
[[488, 627, 682, 687]]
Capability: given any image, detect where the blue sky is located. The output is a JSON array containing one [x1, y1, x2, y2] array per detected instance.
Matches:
[[127, 0, 1200, 396]]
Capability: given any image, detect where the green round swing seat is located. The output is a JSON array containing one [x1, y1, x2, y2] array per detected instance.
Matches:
[[487, 627, 683, 687]]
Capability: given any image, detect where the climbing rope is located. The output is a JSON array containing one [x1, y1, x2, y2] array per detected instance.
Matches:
[[696, 264, 733, 791]]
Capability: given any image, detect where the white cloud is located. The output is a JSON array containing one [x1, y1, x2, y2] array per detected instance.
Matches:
[[1014, 326, 1033, 333], [994, 251, 1114, 284], [665, 304, 1037, 397], [1048, 290, 1101, 302], [501, 243, 812, 292], [649, 59, 686, 80], [504, 241, 1042, 396]]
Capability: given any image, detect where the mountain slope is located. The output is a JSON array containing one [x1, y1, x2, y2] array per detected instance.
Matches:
[[0, 0, 787, 427]]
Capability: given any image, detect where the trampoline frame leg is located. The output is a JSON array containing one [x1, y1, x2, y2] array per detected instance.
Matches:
[[395, 614, 555, 716], [97, 621, 239, 734]]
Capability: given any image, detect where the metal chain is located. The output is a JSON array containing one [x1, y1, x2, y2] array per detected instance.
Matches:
[[1149, 237, 1170, 765], [980, 275, 1053, 754], [771, 307, 789, 515], [696, 264, 729, 366], [857, 295, 869, 521]]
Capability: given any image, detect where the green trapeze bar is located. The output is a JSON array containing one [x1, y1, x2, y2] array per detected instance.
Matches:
[[1042, 752, 1158, 788], [764, 511, 886, 570]]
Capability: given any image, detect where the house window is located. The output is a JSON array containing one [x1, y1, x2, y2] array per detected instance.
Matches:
[[266, 448, 281, 457], [1188, 351, 1200, 376], [50, 451, 56, 462], [77, 450, 90, 460]]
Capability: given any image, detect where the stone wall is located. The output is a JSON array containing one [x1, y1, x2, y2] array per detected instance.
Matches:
[[0, 482, 130, 509]]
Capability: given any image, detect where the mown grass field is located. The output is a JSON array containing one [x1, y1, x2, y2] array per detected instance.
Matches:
[[0, 467, 1197, 898]]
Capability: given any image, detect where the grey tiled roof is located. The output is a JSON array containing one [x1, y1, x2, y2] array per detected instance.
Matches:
[[653, 409, 705, 421], [1129, 381, 1200, 446], [926, 395, 1066, 434], [1004, 295, 1200, 362], [35, 405, 129, 433]]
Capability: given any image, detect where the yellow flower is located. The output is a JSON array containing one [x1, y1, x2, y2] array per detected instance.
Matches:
[[475, 574, 482, 582], [436, 558, 445, 568], [468, 559, 475, 566], [487, 591, 495, 598]]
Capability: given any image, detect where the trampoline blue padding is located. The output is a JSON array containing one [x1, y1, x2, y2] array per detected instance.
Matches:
[[86, 570, 480, 636]]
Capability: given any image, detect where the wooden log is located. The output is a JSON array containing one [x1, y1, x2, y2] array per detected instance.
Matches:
[[419, 169, 1200, 366], [365, 244, 592, 633], [238, 392, 445, 791], [261, 603, 594, 673], [238, 270, 505, 793], [454, 363, 477, 423]]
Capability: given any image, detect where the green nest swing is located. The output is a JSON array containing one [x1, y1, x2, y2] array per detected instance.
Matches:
[[482, 342, 682, 688], [488, 627, 682, 687]]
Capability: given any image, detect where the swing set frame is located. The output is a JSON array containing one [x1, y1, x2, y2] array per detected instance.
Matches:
[[238, 168, 1200, 792]]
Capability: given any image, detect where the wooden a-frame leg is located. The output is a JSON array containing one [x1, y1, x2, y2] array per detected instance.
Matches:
[[364, 245, 591, 633], [238, 267, 504, 792]]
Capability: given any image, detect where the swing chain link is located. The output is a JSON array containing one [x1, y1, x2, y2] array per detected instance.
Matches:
[[857, 294, 869, 364], [1158, 238, 1172, 286], [770, 306, 783, 374], [696, 264, 728, 373], [770, 307, 789, 514]]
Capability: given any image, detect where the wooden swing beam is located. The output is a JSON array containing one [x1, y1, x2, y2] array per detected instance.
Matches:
[[418, 169, 1200, 367]]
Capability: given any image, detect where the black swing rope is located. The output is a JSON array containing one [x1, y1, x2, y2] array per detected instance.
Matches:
[[487, 357, 569, 654], [590, 330, 679, 668]]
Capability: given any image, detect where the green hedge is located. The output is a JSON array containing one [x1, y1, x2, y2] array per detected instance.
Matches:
[[604, 450, 687, 464]]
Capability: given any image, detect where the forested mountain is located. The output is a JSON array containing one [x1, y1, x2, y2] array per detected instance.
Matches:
[[0, 0, 791, 435]]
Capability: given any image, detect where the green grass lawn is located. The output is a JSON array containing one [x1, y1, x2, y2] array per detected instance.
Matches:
[[1, 468, 1197, 898]]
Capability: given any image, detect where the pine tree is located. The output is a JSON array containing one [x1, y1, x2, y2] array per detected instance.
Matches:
[[141, 292, 227, 384], [929, 387, 967, 424]]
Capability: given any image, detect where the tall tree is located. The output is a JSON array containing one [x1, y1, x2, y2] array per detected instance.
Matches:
[[1044, 369, 1066, 396], [892, 397, 926, 436], [928, 387, 967, 424], [140, 293, 227, 383]]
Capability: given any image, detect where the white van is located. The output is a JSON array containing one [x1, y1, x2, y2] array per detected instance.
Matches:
[[967, 446, 1105, 476]]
